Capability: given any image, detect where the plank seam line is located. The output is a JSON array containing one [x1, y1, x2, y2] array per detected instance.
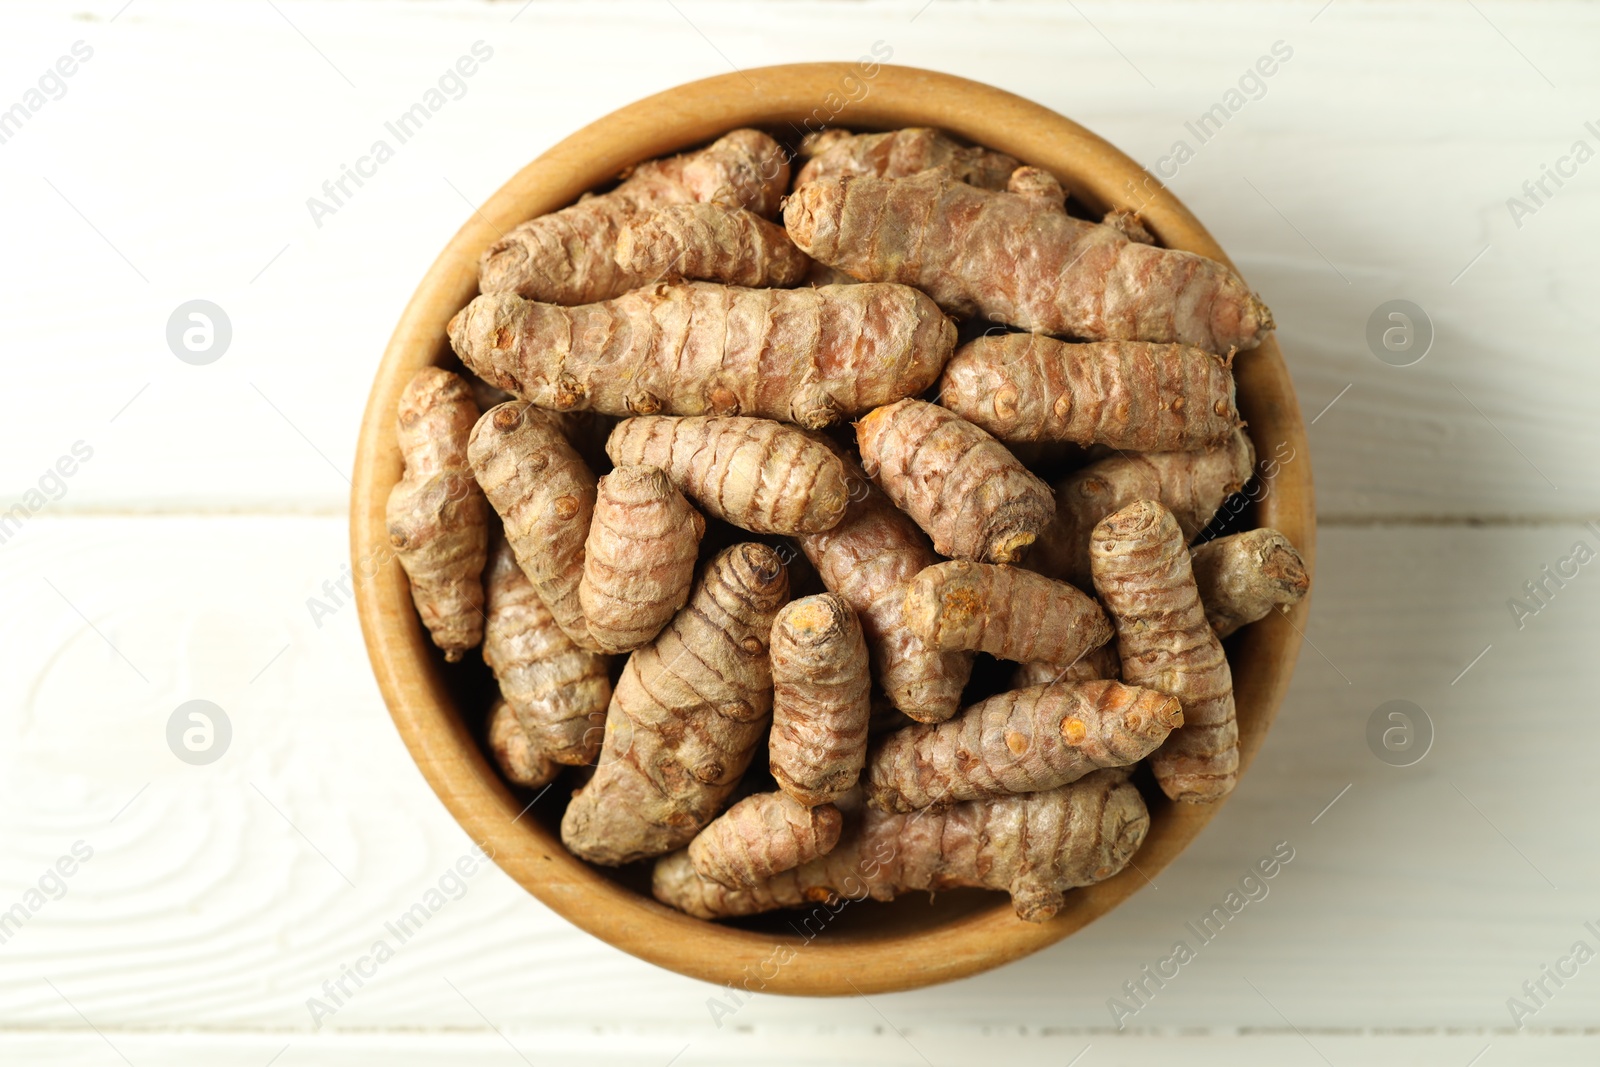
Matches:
[[0, 1025, 1596, 1038]]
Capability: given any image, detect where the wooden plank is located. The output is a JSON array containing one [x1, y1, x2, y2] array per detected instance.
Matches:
[[0, 1030, 1593, 1067], [2, 516, 1598, 1036], [4, 0, 1599, 1057], [0, 2, 1595, 517]]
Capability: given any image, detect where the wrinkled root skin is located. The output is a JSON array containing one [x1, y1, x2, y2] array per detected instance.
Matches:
[[902, 560, 1113, 668], [483, 538, 610, 766], [467, 401, 599, 651], [769, 594, 873, 807], [616, 203, 811, 289], [797, 444, 973, 724], [579, 465, 705, 653], [653, 769, 1149, 923], [688, 792, 843, 888], [386, 367, 488, 663], [1092, 500, 1239, 803], [605, 416, 849, 535], [939, 334, 1240, 451], [795, 127, 1020, 191], [1190, 528, 1310, 638], [866, 679, 1180, 812], [1026, 427, 1255, 588], [479, 128, 790, 304], [786, 169, 1272, 355], [560, 544, 789, 866], [856, 399, 1054, 565], [449, 282, 953, 431]]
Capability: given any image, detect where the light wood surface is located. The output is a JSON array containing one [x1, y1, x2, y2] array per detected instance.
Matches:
[[2, 0, 1596, 1060], [4, 520, 1595, 1048]]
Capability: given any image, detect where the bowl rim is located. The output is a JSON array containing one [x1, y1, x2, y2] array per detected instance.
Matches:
[[350, 61, 1316, 997]]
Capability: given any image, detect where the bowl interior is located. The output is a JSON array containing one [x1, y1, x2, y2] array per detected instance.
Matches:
[[350, 62, 1316, 996]]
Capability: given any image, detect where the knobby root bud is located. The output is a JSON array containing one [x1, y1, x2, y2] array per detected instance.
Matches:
[[1006, 165, 1065, 209], [487, 698, 559, 788]]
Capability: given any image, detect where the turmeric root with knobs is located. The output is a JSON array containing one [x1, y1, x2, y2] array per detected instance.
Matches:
[[786, 169, 1272, 354], [615, 203, 810, 288], [769, 594, 872, 806], [797, 448, 973, 724], [386, 368, 488, 662], [796, 127, 1019, 190], [483, 538, 609, 766], [902, 561, 1113, 669], [606, 416, 849, 535], [1092, 500, 1239, 803], [866, 679, 1181, 812], [471, 402, 612, 471], [1190, 528, 1309, 638], [480, 128, 789, 303], [688, 792, 843, 889], [486, 699, 559, 788], [654, 769, 1149, 923], [468, 401, 599, 651], [579, 465, 705, 653], [1011, 642, 1121, 691], [405, 119, 1308, 919], [449, 281, 953, 430], [1006, 165, 1064, 208], [1028, 426, 1256, 587], [1002, 168, 1155, 245], [938, 334, 1240, 450], [560, 544, 789, 865], [857, 399, 1054, 565]]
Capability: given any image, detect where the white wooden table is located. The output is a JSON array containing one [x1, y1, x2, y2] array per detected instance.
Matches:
[[3, 2, 1598, 1063]]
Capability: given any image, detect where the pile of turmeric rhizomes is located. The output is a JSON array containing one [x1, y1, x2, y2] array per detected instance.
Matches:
[[386, 126, 1308, 924]]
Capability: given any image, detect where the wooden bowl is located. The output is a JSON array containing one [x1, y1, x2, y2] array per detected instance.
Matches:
[[351, 63, 1316, 996]]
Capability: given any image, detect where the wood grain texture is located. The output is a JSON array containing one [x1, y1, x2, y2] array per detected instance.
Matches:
[[2, 0, 1597, 1057], [2, 519, 1598, 1036], [0, 1031, 1595, 1067], [0, 2, 1595, 519], [349, 60, 1314, 994]]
